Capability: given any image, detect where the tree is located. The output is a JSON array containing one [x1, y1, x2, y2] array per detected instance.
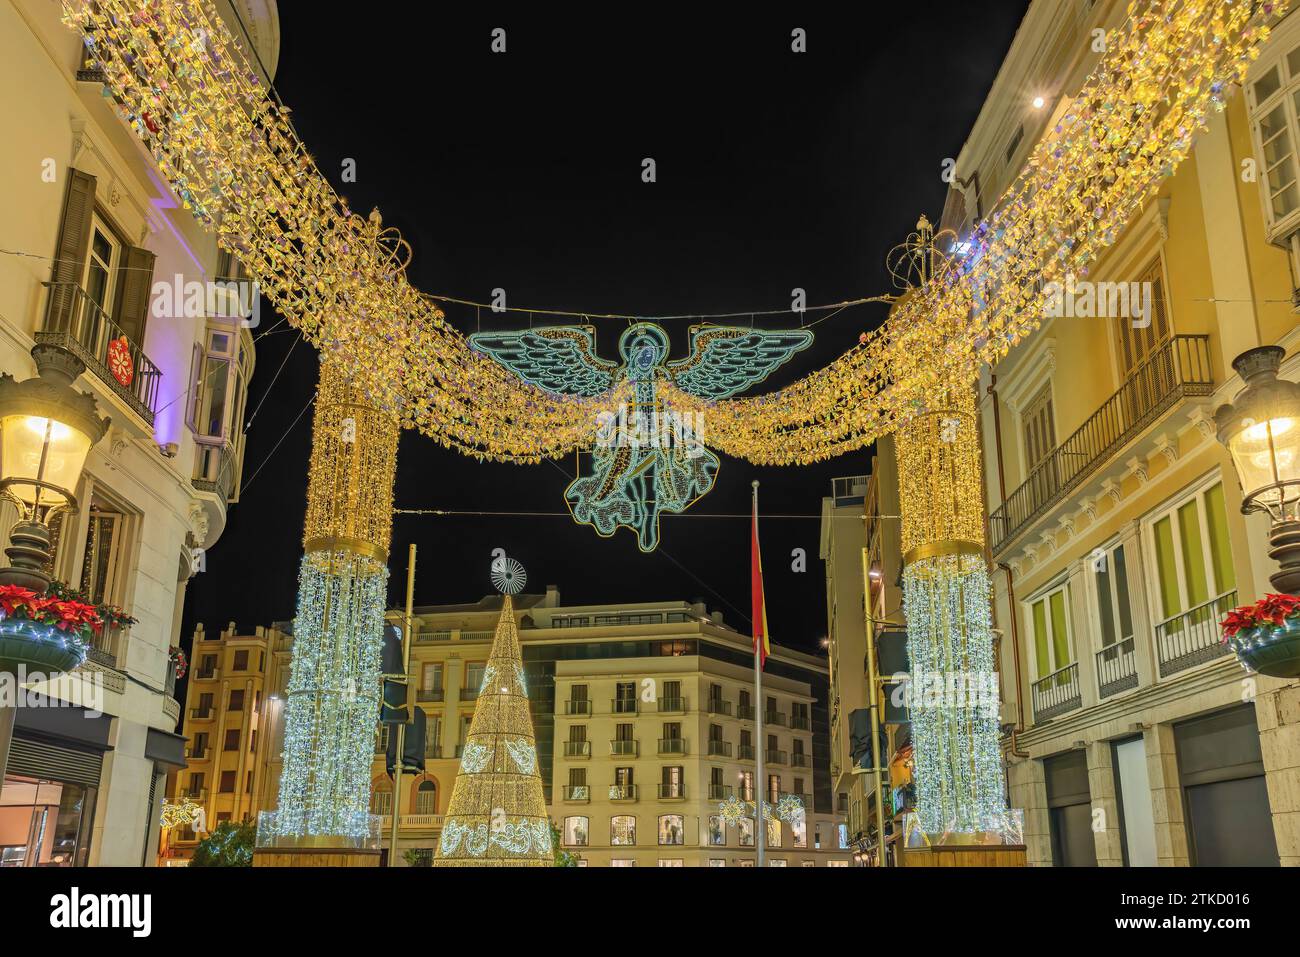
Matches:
[[550, 820, 579, 867], [189, 820, 255, 867]]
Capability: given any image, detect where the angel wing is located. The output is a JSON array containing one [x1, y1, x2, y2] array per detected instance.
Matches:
[[468, 326, 619, 397], [668, 325, 814, 400]]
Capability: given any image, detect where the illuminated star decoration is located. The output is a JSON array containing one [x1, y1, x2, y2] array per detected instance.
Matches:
[[469, 323, 812, 550]]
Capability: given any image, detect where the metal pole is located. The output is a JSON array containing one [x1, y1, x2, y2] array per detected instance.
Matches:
[[752, 481, 765, 868], [388, 543, 417, 865], [0, 702, 15, 787], [862, 547, 887, 867]]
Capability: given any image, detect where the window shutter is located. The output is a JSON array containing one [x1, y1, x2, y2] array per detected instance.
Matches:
[[49, 167, 97, 326], [112, 244, 156, 345]]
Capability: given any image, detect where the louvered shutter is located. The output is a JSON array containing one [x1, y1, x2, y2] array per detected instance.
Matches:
[[112, 243, 157, 345], [49, 168, 97, 327]]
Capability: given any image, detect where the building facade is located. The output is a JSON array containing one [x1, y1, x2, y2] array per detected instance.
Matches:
[[160, 622, 286, 864], [0, 0, 270, 866], [940, 0, 1300, 866], [230, 590, 848, 866]]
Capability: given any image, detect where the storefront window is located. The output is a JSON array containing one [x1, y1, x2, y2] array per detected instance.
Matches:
[[0, 775, 97, 866]]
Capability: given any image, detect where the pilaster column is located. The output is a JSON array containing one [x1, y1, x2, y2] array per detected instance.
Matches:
[[1144, 723, 1191, 866]]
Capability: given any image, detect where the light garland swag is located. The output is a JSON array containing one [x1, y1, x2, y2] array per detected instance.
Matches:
[[60, 0, 1285, 466]]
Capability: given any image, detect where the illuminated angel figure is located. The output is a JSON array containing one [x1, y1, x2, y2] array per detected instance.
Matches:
[[469, 322, 813, 551]]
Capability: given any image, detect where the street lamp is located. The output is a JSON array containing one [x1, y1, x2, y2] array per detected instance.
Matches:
[[1214, 346, 1300, 594], [0, 344, 109, 594]]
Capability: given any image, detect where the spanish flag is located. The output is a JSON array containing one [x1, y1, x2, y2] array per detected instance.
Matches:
[[751, 486, 770, 670]]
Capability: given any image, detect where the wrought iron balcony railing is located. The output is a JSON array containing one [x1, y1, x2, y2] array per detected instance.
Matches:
[[764, 749, 788, 765], [610, 739, 638, 756], [708, 784, 733, 800], [564, 740, 591, 758], [564, 699, 592, 715], [706, 698, 732, 716], [657, 697, 687, 713], [1096, 637, 1138, 699], [990, 335, 1213, 554], [40, 282, 162, 424], [657, 783, 686, 799], [764, 710, 787, 727], [707, 740, 732, 757], [1031, 662, 1082, 722], [1156, 591, 1236, 677], [657, 738, 688, 755], [738, 744, 755, 760], [85, 621, 126, 670]]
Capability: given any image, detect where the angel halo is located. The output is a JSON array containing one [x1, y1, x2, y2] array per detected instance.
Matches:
[[470, 322, 813, 551]]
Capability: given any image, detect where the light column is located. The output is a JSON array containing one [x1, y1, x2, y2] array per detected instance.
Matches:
[[896, 380, 1010, 837], [263, 357, 398, 852]]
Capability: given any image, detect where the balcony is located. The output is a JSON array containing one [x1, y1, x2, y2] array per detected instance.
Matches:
[[190, 707, 214, 720], [790, 715, 810, 731], [1032, 663, 1082, 722], [657, 697, 687, 714], [737, 704, 756, 721], [708, 784, 733, 800], [738, 744, 755, 760], [562, 785, 591, 802], [416, 689, 445, 702], [1096, 637, 1138, 699], [657, 738, 688, 756], [608, 784, 638, 802], [990, 335, 1214, 554], [39, 282, 162, 425], [194, 669, 216, 680], [764, 749, 787, 766], [610, 740, 638, 757], [192, 441, 238, 504], [85, 621, 126, 670], [461, 688, 480, 701], [378, 814, 446, 831], [706, 698, 732, 716], [764, 711, 787, 727], [707, 740, 732, 757], [611, 699, 639, 715], [1156, 591, 1236, 677], [564, 699, 592, 716], [657, 783, 687, 800], [563, 741, 591, 758], [415, 630, 451, 643], [461, 630, 494, 642], [831, 475, 869, 507], [184, 788, 208, 800], [185, 747, 210, 761], [791, 752, 810, 768]]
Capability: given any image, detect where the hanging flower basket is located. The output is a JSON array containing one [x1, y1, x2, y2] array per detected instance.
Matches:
[[0, 584, 95, 675], [1221, 594, 1300, 679]]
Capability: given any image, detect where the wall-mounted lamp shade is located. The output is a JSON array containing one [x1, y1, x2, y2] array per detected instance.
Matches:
[[0, 414, 93, 506]]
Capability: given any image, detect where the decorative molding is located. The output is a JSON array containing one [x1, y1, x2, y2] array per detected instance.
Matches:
[[1080, 496, 1099, 522], [1184, 406, 1217, 443], [1124, 456, 1149, 486], [1152, 433, 1179, 466], [1037, 530, 1057, 557], [1156, 196, 1171, 241], [1101, 477, 1123, 505], [187, 502, 210, 547], [1057, 516, 1075, 541]]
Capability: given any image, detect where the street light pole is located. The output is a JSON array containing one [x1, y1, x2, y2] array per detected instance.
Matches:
[[388, 543, 416, 865]]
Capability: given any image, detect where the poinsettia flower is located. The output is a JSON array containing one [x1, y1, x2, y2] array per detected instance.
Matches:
[[0, 584, 38, 617]]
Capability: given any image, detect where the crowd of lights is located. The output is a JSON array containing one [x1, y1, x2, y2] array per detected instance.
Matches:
[[58, 0, 1283, 467]]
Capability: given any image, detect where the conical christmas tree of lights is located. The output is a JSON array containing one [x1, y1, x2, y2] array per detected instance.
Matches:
[[434, 558, 552, 866]]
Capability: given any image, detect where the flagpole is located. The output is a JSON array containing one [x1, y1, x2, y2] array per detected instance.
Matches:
[[752, 480, 765, 868]]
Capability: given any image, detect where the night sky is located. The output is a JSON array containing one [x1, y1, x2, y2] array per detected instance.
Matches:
[[180, 5, 1030, 668]]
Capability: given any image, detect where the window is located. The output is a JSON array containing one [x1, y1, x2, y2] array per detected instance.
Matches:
[[78, 502, 127, 606], [228, 690, 244, 712], [223, 729, 239, 751], [1028, 583, 1073, 681], [84, 216, 121, 315], [610, 815, 636, 846], [739, 817, 754, 847], [563, 816, 589, 846], [661, 766, 684, 799], [232, 650, 248, 671], [614, 681, 636, 713], [414, 780, 437, 815], [246, 770, 253, 794], [1004, 124, 1025, 167], [187, 772, 205, 796], [658, 859, 683, 867], [658, 814, 684, 845], [662, 680, 682, 708], [465, 662, 486, 693], [370, 786, 392, 816], [767, 774, 781, 804], [611, 859, 636, 867], [198, 655, 216, 678], [219, 770, 236, 794], [708, 815, 726, 846], [422, 663, 443, 693], [709, 858, 726, 867], [739, 771, 754, 802], [188, 327, 242, 442], [792, 813, 807, 848], [1247, 34, 1300, 235], [1094, 542, 1135, 649], [1150, 481, 1236, 625], [0, 775, 99, 867], [1115, 258, 1171, 375]]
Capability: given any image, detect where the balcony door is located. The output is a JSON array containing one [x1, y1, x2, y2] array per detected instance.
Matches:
[[1022, 384, 1058, 508], [1116, 259, 1172, 424]]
